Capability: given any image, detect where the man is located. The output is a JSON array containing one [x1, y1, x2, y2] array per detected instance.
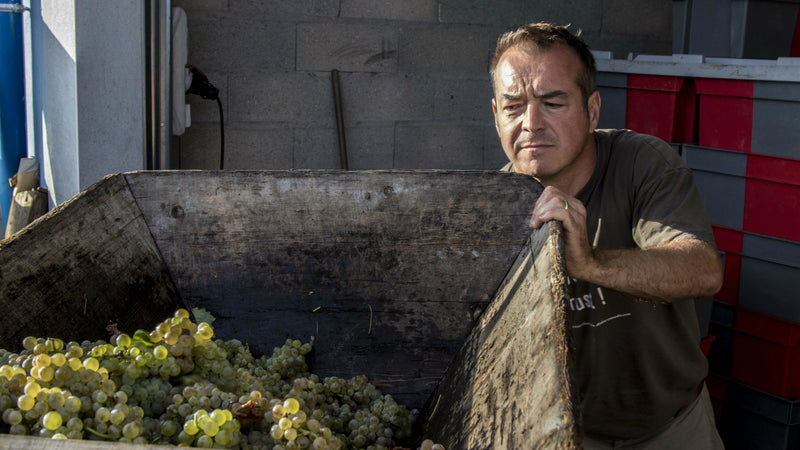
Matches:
[[490, 23, 725, 448]]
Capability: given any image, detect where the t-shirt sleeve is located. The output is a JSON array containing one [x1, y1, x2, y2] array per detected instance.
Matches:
[[631, 142, 716, 249]]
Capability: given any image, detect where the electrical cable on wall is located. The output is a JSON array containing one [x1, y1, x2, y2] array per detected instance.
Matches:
[[186, 65, 224, 170]]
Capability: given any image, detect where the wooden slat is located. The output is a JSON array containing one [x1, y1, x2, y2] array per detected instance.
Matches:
[[126, 170, 543, 410], [0, 174, 183, 351], [0, 433, 170, 449], [420, 221, 579, 449]]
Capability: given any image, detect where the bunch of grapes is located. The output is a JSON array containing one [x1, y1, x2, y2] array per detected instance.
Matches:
[[0, 309, 445, 449]]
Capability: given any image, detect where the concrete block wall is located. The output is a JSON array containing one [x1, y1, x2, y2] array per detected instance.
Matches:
[[172, 0, 672, 171]]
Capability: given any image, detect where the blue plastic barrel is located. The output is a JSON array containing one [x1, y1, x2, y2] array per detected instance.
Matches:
[[0, 0, 27, 235]]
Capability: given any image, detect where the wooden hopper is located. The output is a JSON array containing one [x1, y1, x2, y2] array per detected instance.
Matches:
[[0, 170, 578, 449]]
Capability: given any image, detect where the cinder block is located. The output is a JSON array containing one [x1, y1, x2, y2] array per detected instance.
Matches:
[[230, 0, 339, 18], [342, 125, 396, 169], [395, 124, 483, 169], [442, 1, 505, 25], [601, 0, 671, 38], [185, 16, 295, 72], [229, 72, 334, 124], [434, 77, 493, 122], [172, 0, 228, 11], [520, 3, 603, 35], [339, 73, 434, 122], [340, 0, 437, 22], [293, 128, 342, 169], [223, 125, 294, 170], [483, 126, 508, 170], [440, 0, 602, 31], [400, 26, 496, 75], [296, 23, 398, 72], [439, 0, 523, 26], [175, 123, 226, 170], [185, 71, 228, 123]]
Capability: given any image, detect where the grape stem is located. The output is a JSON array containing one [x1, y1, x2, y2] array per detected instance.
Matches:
[[85, 427, 111, 439], [298, 428, 320, 439]]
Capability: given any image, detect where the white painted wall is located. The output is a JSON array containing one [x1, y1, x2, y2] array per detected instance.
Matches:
[[33, 0, 145, 206]]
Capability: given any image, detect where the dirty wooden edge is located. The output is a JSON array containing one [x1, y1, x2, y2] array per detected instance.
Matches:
[[0, 173, 184, 350], [416, 220, 580, 448], [547, 220, 583, 448]]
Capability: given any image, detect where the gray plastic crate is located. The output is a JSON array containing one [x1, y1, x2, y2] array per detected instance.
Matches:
[[752, 81, 800, 159], [738, 233, 800, 322], [683, 144, 747, 229], [719, 380, 800, 450], [677, 0, 800, 59], [713, 300, 737, 327], [596, 71, 627, 131]]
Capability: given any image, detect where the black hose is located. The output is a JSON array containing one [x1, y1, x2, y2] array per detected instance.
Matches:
[[331, 69, 348, 170]]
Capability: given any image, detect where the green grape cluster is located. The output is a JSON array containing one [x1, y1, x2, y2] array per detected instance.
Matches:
[[0, 309, 446, 449]]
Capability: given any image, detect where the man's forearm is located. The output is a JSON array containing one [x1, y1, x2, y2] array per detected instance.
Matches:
[[575, 239, 723, 303]]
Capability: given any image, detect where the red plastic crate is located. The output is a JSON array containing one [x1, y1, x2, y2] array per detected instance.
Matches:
[[712, 226, 743, 305], [625, 74, 696, 143], [714, 226, 744, 253], [747, 153, 800, 186], [731, 308, 800, 399], [696, 79, 755, 152], [744, 155, 800, 242]]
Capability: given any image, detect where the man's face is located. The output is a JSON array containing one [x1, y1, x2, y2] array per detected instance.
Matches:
[[492, 44, 600, 187]]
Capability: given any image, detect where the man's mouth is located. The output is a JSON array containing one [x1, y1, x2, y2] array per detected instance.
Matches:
[[519, 141, 555, 152]]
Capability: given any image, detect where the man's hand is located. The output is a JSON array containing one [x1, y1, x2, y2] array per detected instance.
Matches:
[[530, 186, 723, 302], [530, 186, 595, 279]]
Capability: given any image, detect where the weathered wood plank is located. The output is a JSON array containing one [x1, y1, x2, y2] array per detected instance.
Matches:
[[0, 174, 183, 351], [0, 433, 171, 449], [420, 221, 579, 449], [125, 170, 543, 409]]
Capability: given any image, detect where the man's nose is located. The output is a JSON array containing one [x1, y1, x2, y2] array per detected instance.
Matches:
[[522, 103, 543, 132]]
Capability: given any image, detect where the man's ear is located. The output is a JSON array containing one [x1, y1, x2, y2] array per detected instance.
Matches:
[[491, 98, 500, 135], [588, 90, 601, 131]]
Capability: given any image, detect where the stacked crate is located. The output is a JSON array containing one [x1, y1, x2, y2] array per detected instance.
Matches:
[[596, 53, 800, 449]]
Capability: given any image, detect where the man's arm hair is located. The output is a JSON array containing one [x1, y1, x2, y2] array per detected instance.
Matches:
[[576, 238, 723, 303]]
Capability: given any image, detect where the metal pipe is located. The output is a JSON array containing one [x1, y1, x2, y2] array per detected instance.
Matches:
[[331, 69, 348, 170], [0, 3, 28, 13], [145, 0, 170, 170], [21, 0, 34, 159]]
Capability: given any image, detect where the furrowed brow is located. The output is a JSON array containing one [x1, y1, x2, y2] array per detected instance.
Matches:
[[501, 93, 524, 102], [535, 90, 569, 100]]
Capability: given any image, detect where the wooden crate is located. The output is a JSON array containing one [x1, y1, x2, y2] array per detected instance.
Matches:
[[0, 170, 578, 449]]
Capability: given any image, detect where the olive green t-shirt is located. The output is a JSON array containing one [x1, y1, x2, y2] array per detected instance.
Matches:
[[504, 129, 715, 440]]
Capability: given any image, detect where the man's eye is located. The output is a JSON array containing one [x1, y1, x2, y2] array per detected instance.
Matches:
[[504, 104, 523, 112], [544, 102, 564, 109]]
